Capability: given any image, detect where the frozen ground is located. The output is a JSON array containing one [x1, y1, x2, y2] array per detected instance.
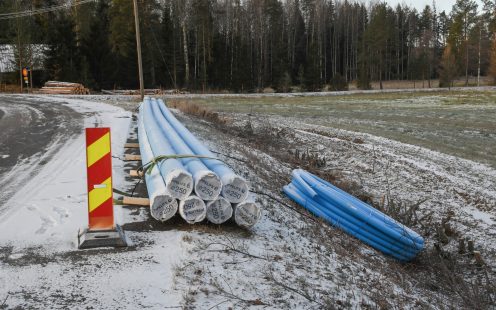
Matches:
[[0, 92, 494, 309], [0, 96, 186, 309]]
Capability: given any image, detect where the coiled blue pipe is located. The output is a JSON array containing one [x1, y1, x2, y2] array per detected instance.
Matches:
[[284, 169, 424, 261], [141, 98, 193, 200], [288, 181, 418, 258], [303, 170, 423, 246], [149, 98, 222, 201], [155, 99, 249, 203], [283, 184, 411, 261], [295, 169, 423, 249]]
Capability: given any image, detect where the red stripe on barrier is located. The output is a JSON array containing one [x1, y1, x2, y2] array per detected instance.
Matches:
[[86, 127, 114, 231], [86, 152, 112, 193], [86, 127, 109, 147]]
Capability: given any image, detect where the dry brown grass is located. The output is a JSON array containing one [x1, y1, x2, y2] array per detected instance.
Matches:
[[0, 84, 22, 93], [168, 99, 229, 125], [348, 77, 493, 90]]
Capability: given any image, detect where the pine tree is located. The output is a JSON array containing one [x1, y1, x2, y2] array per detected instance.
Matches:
[[450, 0, 478, 86], [489, 39, 496, 84], [81, 0, 114, 90], [109, 0, 137, 88], [44, 13, 81, 82], [439, 44, 456, 88]]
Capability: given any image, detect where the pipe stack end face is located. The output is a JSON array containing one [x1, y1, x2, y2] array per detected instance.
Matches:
[[206, 197, 233, 224], [179, 195, 206, 224], [194, 171, 222, 201], [222, 175, 249, 203], [151, 195, 178, 222], [165, 169, 194, 200], [234, 201, 261, 228]]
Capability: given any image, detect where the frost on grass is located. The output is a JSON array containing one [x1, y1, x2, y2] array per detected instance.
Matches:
[[170, 103, 496, 309]]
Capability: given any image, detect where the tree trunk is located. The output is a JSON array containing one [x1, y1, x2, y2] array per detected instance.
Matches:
[[182, 23, 189, 87]]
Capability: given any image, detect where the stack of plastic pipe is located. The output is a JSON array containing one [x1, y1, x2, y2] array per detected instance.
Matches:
[[137, 107, 178, 222], [283, 169, 424, 261], [137, 97, 261, 228]]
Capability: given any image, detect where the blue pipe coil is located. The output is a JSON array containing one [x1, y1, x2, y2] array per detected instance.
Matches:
[[284, 169, 424, 261], [295, 169, 423, 249], [283, 184, 411, 261]]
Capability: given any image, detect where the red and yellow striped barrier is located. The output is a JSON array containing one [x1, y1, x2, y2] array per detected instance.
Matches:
[[85, 128, 114, 230]]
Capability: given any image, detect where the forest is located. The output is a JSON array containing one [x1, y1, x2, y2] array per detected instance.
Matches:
[[0, 0, 495, 92]]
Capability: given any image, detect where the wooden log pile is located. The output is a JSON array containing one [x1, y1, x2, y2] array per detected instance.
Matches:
[[101, 89, 190, 95], [39, 81, 90, 95]]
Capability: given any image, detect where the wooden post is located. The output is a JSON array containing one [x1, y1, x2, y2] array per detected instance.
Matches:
[[133, 0, 144, 101]]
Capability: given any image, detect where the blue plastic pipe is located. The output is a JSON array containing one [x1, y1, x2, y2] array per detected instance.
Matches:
[[141, 98, 193, 200], [137, 106, 178, 221], [302, 170, 423, 246], [155, 99, 249, 203], [283, 184, 411, 261], [148, 99, 222, 201], [294, 169, 423, 249], [289, 180, 418, 258]]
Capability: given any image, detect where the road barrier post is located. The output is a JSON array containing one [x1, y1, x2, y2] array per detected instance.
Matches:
[[78, 127, 127, 249]]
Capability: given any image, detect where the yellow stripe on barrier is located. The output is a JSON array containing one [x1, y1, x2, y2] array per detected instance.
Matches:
[[88, 177, 112, 213], [87, 132, 111, 167]]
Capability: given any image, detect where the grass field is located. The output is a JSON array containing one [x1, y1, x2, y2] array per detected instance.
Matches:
[[180, 90, 496, 168], [167, 90, 496, 308]]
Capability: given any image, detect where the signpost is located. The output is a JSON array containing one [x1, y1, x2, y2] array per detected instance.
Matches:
[[22, 67, 29, 92]]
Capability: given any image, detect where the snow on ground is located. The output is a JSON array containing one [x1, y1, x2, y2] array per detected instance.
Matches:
[[1, 94, 494, 309], [0, 96, 185, 309], [166, 107, 496, 309]]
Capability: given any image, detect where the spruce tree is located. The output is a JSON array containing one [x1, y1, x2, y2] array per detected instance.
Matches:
[[81, 0, 114, 90], [44, 12, 81, 82]]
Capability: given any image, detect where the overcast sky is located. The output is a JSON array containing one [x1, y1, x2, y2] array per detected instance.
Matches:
[[382, 0, 484, 13]]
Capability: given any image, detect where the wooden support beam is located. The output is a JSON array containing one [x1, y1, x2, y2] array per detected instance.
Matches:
[[129, 169, 142, 177], [124, 142, 140, 148], [124, 154, 142, 161], [122, 196, 150, 206]]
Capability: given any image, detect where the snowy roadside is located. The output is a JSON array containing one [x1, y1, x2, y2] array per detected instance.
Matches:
[[1, 94, 494, 309], [0, 96, 185, 309], [166, 108, 496, 309]]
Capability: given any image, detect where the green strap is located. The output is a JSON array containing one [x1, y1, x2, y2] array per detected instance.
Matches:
[[139, 154, 221, 176]]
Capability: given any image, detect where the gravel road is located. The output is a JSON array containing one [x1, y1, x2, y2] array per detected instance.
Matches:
[[0, 95, 81, 212]]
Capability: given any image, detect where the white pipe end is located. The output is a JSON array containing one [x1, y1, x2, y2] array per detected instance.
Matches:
[[165, 169, 194, 200], [150, 193, 178, 222], [234, 201, 261, 228], [206, 197, 233, 224], [193, 170, 222, 201], [179, 195, 206, 224], [221, 175, 249, 203]]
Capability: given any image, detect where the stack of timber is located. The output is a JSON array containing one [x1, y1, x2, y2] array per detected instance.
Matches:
[[102, 89, 164, 95], [102, 89, 189, 95], [136, 97, 261, 228], [39, 81, 90, 95]]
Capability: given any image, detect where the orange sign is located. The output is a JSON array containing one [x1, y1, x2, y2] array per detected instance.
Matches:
[[22, 68, 28, 77], [85, 128, 114, 230]]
